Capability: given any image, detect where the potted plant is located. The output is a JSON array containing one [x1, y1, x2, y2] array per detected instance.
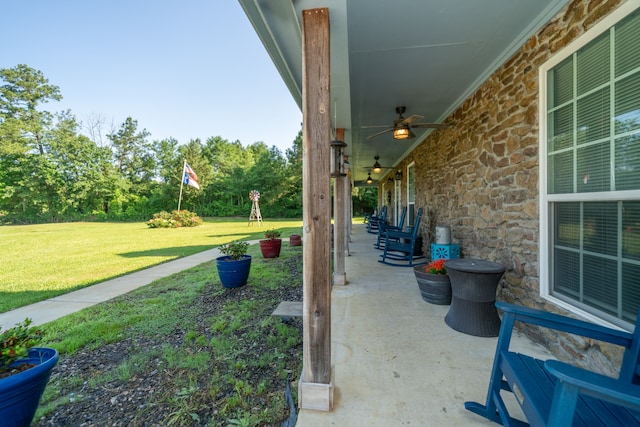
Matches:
[[259, 229, 282, 258], [1, 318, 59, 427], [216, 241, 252, 288], [289, 234, 302, 246], [413, 259, 452, 305]]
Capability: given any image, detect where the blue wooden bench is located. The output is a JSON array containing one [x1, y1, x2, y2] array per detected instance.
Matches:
[[466, 301, 640, 427]]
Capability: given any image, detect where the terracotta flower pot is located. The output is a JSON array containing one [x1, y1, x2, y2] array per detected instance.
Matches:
[[289, 235, 302, 246], [259, 239, 282, 258], [413, 265, 451, 305]]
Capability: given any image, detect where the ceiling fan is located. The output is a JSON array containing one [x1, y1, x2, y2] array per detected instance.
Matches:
[[362, 156, 393, 174], [365, 172, 374, 184], [365, 106, 450, 140]]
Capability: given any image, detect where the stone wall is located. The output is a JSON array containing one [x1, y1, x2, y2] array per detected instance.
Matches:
[[386, 0, 625, 375]]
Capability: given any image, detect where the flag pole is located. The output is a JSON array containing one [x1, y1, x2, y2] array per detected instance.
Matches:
[[177, 160, 186, 211]]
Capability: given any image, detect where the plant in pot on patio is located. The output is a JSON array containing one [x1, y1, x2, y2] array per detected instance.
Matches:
[[216, 241, 252, 288], [413, 258, 452, 305], [259, 229, 282, 258], [1, 318, 59, 427]]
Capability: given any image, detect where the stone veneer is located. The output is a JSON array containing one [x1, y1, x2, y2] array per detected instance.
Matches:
[[380, 0, 626, 375]]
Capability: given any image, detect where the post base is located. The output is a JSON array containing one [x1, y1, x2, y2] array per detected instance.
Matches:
[[333, 272, 347, 286], [298, 373, 334, 411]]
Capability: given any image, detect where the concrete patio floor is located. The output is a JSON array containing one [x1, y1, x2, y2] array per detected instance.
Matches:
[[296, 223, 554, 426]]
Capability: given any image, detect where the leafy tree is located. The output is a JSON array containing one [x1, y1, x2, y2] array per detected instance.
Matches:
[[353, 186, 378, 215], [280, 129, 303, 216], [152, 137, 180, 184], [0, 64, 64, 219], [47, 112, 121, 215], [108, 117, 154, 187], [0, 64, 62, 155], [203, 137, 253, 215]]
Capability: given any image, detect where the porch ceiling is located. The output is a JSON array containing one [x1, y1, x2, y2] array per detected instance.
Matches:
[[238, 0, 570, 186]]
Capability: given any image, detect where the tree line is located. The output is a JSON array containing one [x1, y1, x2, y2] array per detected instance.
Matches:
[[0, 64, 376, 224]]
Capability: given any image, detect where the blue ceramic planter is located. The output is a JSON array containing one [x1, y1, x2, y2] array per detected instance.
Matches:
[[0, 347, 59, 427], [216, 255, 252, 288]]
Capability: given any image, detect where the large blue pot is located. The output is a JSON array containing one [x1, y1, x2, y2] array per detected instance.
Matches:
[[0, 347, 59, 427], [216, 255, 252, 288]]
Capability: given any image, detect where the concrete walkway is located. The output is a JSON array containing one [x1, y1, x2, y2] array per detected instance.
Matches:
[[0, 243, 254, 328]]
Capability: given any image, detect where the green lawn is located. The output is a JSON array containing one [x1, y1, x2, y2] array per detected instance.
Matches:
[[0, 218, 302, 313]]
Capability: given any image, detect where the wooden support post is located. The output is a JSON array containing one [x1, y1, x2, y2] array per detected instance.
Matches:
[[299, 7, 333, 412], [333, 128, 346, 286]]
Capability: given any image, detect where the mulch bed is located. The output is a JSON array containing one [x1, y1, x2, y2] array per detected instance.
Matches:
[[31, 257, 303, 427]]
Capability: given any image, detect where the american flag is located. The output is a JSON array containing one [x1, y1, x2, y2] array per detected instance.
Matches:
[[183, 163, 200, 189]]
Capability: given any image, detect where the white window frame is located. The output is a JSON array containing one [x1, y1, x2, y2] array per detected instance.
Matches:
[[539, 1, 640, 329], [381, 182, 387, 207], [394, 178, 401, 227], [407, 162, 416, 227]]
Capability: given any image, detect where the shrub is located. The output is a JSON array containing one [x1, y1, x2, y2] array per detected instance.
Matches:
[[1, 318, 43, 373], [218, 241, 250, 260], [146, 210, 203, 228], [263, 229, 282, 240]]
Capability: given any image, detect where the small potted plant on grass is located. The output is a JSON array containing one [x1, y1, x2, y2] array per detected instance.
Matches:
[[259, 229, 282, 258], [1, 318, 59, 426], [216, 241, 251, 288], [413, 258, 452, 305]]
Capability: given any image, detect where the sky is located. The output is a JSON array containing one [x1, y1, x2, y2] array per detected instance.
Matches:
[[2, 1, 302, 153]]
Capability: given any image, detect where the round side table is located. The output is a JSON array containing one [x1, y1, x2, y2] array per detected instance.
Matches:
[[444, 259, 505, 337]]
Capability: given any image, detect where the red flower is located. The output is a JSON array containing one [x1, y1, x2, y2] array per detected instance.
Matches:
[[421, 259, 447, 275]]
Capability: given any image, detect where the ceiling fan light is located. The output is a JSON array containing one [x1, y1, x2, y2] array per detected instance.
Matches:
[[393, 127, 410, 140], [366, 174, 373, 184], [372, 161, 382, 174]]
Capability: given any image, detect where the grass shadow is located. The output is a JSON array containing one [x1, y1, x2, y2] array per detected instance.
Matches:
[[118, 245, 216, 258]]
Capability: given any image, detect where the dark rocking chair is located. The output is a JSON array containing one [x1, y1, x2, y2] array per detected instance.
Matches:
[[378, 207, 425, 267], [367, 205, 387, 234], [374, 206, 407, 249]]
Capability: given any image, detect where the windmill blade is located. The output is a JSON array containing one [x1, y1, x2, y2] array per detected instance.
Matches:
[[410, 122, 452, 129], [366, 128, 394, 139]]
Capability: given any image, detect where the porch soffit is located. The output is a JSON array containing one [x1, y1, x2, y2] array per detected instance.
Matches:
[[238, 0, 571, 186]]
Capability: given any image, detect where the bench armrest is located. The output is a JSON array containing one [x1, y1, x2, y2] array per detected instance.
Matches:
[[497, 302, 632, 348], [545, 360, 640, 409]]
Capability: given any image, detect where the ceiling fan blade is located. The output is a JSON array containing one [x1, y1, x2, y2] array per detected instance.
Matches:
[[401, 114, 424, 125], [410, 123, 452, 129], [366, 128, 393, 139]]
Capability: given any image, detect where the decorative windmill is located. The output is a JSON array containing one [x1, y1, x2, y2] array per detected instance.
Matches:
[[248, 190, 263, 226]]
